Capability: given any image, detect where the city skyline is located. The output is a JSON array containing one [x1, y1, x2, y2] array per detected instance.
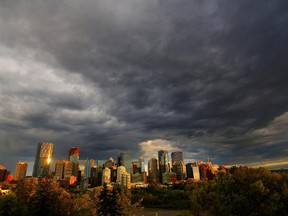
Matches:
[[5, 143, 211, 176], [1, 1, 288, 173], [1, 142, 284, 177]]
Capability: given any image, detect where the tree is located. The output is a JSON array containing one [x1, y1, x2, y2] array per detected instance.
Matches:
[[97, 183, 124, 216], [30, 179, 72, 216], [0, 193, 28, 216], [70, 193, 97, 216], [14, 178, 37, 203]]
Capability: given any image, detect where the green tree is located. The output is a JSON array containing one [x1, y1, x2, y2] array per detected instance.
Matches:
[[30, 179, 72, 216], [0, 193, 28, 216], [97, 183, 124, 216], [14, 178, 37, 203], [71, 193, 97, 216]]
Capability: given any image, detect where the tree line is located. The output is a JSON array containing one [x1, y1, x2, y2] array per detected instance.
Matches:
[[1, 167, 288, 215], [132, 167, 288, 215]]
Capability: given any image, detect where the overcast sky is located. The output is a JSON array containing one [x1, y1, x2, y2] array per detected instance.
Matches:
[[1, 0, 288, 174]]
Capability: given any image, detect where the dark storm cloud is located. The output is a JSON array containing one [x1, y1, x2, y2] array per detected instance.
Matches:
[[1, 0, 288, 172]]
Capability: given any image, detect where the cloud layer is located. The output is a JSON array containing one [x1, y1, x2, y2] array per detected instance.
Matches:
[[1, 0, 288, 173]]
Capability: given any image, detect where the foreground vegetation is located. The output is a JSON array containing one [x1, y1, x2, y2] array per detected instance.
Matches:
[[133, 167, 288, 215], [1, 167, 288, 215]]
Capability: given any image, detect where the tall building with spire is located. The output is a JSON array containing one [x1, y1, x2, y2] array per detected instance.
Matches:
[[14, 161, 28, 180], [32, 142, 53, 177]]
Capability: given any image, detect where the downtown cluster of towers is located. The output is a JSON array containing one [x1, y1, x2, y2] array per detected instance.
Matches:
[[1, 142, 225, 188]]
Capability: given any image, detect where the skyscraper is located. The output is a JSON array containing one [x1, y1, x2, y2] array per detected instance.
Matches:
[[32, 142, 53, 177], [116, 166, 127, 183], [89, 166, 103, 187], [139, 156, 145, 172], [119, 152, 131, 174], [78, 159, 94, 178], [120, 172, 131, 189], [173, 161, 186, 180], [14, 161, 28, 180], [148, 157, 159, 184], [0, 165, 7, 182], [69, 147, 80, 162], [102, 167, 111, 185], [171, 151, 184, 164], [186, 162, 200, 180], [158, 150, 169, 182], [64, 161, 74, 179], [55, 160, 65, 179], [104, 157, 114, 168], [171, 151, 186, 180]]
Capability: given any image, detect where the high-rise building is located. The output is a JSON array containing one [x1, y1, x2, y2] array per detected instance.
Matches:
[[139, 156, 145, 172], [158, 150, 169, 182], [14, 161, 28, 180], [132, 161, 141, 174], [69, 147, 80, 162], [0, 165, 7, 182], [171, 151, 186, 180], [102, 167, 111, 185], [32, 142, 53, 177], [110, 166, 117, 182], [89, 166, 103, 187], [192, 166, 200, 180], [104, 157, 114, 168], [120, 172, 131, 189], [95, 160, 106, 167], [78, 159, 94, 178], [116, 166, 126, 183], [64, 161, 74, 179], [172, 161, 186, 180], [148, 157, 159, 184], [119, 152, 131, 174], [55, 160, 65, 179], [186, 162, 200, 180], [171, 151, 184, 164], [85, 159, 94, 178]]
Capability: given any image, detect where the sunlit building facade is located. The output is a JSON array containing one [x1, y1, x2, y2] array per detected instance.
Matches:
[[186, 162, 200, 180], [14, 161, 28, 180], [139, 156, 145, 172], [102, 167, 111, 185], [104, 157, 114, 168], [64, 161, 74, 179], [68, 147, 80, 162], [116, 166, 127, 183], [32, 142, 53, 177], [120, 172, 131, 189], [172, 161, 186, 180]]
